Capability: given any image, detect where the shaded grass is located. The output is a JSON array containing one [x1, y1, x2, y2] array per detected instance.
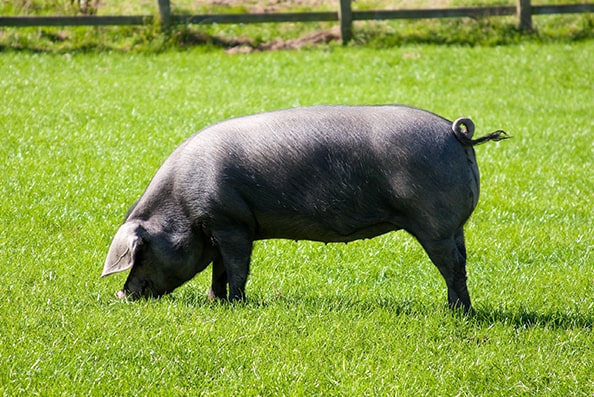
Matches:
[[1, 42, 593, 394]]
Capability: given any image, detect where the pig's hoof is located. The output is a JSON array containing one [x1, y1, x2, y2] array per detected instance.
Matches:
[[115, 290, 128, 300]]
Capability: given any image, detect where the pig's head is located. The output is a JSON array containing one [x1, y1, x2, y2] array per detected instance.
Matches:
[[102, 221, 215, 300]]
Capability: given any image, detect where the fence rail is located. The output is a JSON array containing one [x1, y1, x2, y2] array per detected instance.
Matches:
[[0, 1, 592, 43]]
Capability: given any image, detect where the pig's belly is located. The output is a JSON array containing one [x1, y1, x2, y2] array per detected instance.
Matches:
[[253, 212, 404, 243]]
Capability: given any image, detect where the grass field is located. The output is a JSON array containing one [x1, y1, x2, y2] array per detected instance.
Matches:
[[1, 38, 593, 394]]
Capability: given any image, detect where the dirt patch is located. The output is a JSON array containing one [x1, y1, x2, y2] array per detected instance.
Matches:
[[174, 26, 340, 52], [226, 26, 340, 53]]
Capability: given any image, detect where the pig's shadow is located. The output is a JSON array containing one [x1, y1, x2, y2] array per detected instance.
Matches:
[[471, 305, 594, 330], [176, 291, 593, 330]]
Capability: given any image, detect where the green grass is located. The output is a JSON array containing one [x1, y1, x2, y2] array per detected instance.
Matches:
[[1, 41, 593, 395]]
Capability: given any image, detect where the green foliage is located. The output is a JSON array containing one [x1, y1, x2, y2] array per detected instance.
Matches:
[[1, 42, 593, 395]]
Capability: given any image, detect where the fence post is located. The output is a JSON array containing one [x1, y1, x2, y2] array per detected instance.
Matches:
[[156, 0, 172, 31], [517, 0, 532, 31], [339, 0, 353, 44]]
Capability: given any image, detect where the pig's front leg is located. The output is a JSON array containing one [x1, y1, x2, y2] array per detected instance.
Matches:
[[208, 256, 228, 300], [212, 229, 253, 302]]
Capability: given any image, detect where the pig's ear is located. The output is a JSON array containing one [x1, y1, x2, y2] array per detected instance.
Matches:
[[101, 223, 146, 277]]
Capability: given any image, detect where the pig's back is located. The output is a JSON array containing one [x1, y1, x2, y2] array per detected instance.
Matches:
[[172, 105, 478, 241]]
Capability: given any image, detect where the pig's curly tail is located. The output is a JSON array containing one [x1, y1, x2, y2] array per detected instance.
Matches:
[[452, 117, 511, 146]]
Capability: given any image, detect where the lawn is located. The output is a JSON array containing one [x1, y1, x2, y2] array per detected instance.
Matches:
[[0, 40, 593, 395]]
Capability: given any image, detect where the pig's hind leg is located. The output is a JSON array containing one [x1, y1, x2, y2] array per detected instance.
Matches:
[[416, 227, 472, 313]]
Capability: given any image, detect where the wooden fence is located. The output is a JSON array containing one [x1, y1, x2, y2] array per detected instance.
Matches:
[[1, 0, 592, 43]]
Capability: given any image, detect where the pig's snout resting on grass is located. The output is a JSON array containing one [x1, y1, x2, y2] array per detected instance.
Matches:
[[102, 105, 509, 313]]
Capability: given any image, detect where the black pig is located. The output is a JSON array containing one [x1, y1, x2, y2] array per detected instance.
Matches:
[[102, 105, 508, 312]]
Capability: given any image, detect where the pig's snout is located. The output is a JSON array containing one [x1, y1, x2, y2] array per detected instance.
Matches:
[[114, 288, 146, 300], [114, 280, 164, 300]]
